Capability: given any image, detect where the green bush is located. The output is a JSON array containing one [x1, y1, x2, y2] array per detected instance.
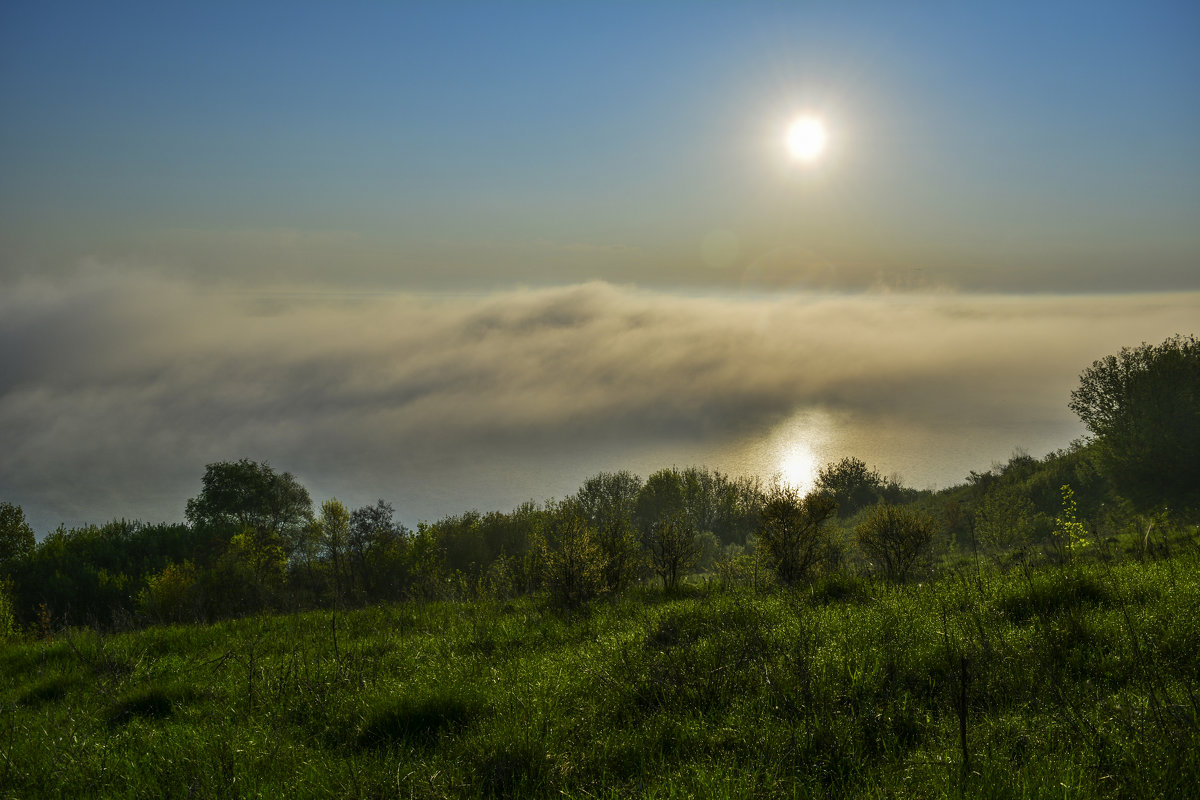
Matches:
[[756, 486, 838, 586], [137, 561, 202, 624], [534, 500, 606, 606], [1069, 333, 1200, 514], [855, 504, 935, 582]]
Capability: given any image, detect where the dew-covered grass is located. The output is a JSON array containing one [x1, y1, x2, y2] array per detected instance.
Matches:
[[2, 554, 1198, 798]]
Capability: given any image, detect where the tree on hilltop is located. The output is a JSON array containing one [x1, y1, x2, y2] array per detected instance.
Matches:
[[1069, 334, 1199, 513], [185, 459, 313, 543]]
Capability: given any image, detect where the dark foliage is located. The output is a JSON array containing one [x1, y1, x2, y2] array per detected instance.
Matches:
[[856, 504, 935, 582], [10, 519, 212, 626], [4, 333, 1196, 633], [1070, 333, 1200, 513], [644, 513, 699, 593], [185, 459, 313, 541], [756, 487, 838, 586], [816, 456, 915, 517], [575, 470, 642, 591], [0, 501, 36, 575]]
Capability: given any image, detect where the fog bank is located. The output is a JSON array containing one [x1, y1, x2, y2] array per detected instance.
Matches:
[[2, 264, 1195, 533]]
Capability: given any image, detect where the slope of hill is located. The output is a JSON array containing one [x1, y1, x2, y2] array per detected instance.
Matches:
[[3, 554, 1198, 798]]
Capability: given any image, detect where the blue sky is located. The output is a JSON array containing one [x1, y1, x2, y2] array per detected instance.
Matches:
[[3, 1, 1197, 290]]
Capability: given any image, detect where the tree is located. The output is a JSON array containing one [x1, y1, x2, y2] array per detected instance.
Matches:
[[0, 504, 33, 637], [645, 512, 699, 593], [816, 457, 887, 517], [0, 578, 16, 640], [6, 518, 206, 627], [973, 485, 1038, 551], [349, 500, 409, 599], [0, 501, 36, 575], [316, 499, 351, 604], [575, 471, 643, 591], [533, 500, 606, 607], [206, 528, 287, 615], [406, 522, 450, 600], [1069, 334, 1200, 513], [635, 469, 687, 533], [185, 459, 313, 546], [856, 504, 935, 582], [712, 473, 766, 548], [349, 500, 404, 552], [678, 467, 721, 535], [137, 561, 202, 624], [756, 486, 838, 586]]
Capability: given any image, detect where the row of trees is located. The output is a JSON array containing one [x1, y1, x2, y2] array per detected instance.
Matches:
[[1, 456, 940, 629]]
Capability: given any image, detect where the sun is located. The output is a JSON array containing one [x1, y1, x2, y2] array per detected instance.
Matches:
[[786, 114, 828, 163]]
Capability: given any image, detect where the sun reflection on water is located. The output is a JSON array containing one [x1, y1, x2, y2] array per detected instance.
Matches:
[[769, 409, 835, 495], [778, 441, 819, 494]]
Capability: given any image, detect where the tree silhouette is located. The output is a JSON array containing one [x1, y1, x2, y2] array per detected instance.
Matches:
[[185, 459, 313, 544], [756, 487, 838, 586], [575, 471, 642, 591], [816, 457, 885, 517], [856, 504, 935, 582], [1069, 334, 1200, 513], [645, 512, 699, 592]]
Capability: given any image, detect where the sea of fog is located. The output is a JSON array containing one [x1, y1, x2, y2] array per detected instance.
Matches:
[[5, 271, 1192, 535]]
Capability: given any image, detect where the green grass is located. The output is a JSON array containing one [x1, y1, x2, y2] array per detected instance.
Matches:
[[3, 555, 1199, 798]]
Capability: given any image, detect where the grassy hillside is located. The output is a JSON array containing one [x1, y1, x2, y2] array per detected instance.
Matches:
[[3, 554, 1199, 798]]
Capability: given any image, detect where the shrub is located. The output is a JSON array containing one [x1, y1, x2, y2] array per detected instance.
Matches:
[[0, 577, 16, 640], [1053, 483, 1091, 560], [756, 486, 838, 586], [534, 500, 606, 607], [855, 504, 935, 582], [137, 561, 202, 624], [645, 512, 700, 592], [481, 552, 521, 600], [974, 485, 1038, 551], [713, 544, 773, 592]]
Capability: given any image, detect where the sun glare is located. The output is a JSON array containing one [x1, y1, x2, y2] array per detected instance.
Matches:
[[779, 442, 820, 495], [787, 115, 828, 163]]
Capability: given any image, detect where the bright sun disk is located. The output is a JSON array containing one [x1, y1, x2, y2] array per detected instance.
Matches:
[[787, 115, 828, 162]]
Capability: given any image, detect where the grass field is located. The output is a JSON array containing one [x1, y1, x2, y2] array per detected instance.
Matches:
[[3, 553, 1199, 798]]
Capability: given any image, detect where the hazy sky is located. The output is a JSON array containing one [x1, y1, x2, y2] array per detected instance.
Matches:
[[4, 1, 1198, 291], [2, 2, 1198, 532]]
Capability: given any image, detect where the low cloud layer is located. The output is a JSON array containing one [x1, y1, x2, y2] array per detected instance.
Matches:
[[2, 264, 1196, 533]]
